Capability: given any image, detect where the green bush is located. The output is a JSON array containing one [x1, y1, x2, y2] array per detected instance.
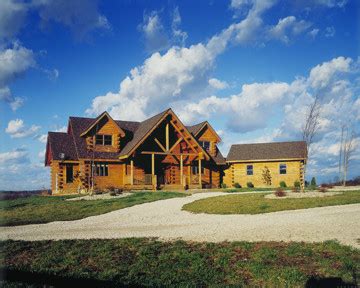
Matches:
[[279, 181, 287, 188], [233, 182, 241, 188], [247, 182, 254, 188], [221, 183, 227, 188], [294, 181, 301, 188], [311, 177, 317, 187]]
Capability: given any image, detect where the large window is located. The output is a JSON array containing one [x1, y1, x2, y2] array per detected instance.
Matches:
[[95, 134, 112, 146], [66, 165, 73, 183], [192, 161, 204, 175], [279, 164, 287, 174], [246, 165, 253, 175], [95, 163, 109, 176], [199, 141, 210, 151]]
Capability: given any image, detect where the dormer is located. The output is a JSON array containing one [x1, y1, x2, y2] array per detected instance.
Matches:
[[80, 112, 125, 153], [192, 122, 221, 157]]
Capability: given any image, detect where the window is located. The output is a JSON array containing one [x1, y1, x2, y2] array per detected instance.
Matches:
[[279, 164, 287, 174], [95, 134, 112, 146], [95, 163, 109, 176], [192, 161, 204, 175], [246, 165, 253, 175], [199, 141, 210, 151], [66, 165, 73, 183]]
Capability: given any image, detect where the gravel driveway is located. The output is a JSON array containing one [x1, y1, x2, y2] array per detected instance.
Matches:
[[1, 192, 360, 248]]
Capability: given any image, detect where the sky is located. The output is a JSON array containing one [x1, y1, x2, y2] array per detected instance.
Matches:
[[0, 0, 359, 190]]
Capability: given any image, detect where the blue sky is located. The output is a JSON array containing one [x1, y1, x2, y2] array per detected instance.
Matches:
[[0, 0, 359, 190]]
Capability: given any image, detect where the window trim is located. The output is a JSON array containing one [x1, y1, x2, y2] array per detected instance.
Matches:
[[192, 161, 204, 175], [246, 164, 253, 176], [199, 140, 210, 151], [279, 163, 287, 175], [95, 163, 109, 176], [95, 134, 112, 146]]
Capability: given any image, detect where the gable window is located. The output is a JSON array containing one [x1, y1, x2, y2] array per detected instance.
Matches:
[[199, 141, 210, 151], [246, 165, 253, 175], [279, 164, 287, 174], [95, 163, 109, 176], [66, 165, 73, 183], [192, 161, 204, 175], [95, 134, 112, 146]]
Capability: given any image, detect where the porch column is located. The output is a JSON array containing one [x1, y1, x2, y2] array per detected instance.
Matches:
[[165, 123, 169, 151], [151, 153, 156, 190], [180, 154, 183, 185], [188, 165, 191, 187], [198, 156, 202, 188], [130, 160, 134, 185]]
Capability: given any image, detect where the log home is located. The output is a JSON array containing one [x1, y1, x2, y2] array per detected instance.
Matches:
[[223, 142, 307, 188], [45, 108, 226, 194]]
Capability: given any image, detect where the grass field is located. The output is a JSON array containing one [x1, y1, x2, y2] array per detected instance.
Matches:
[[0, 192, 186, 226], [183, 190, 360, 214], [0, 238, 358, 287]]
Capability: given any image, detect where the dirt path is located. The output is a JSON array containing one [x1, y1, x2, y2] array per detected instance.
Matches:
[[1, 192, 359, 248]]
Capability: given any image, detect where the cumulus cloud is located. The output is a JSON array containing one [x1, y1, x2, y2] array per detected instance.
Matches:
[[172, 6, 188, 46], [0, 0, 28, 40], [268, 16, 312, 43], [308, 28, 320, 38], [0, 148, 29, 165], [208, 78, 229, 90], [139, 10, 169, 52], [0, 43, 35, 110], [5, 119, 40, 138]]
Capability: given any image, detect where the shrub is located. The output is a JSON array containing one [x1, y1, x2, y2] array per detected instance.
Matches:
[[311, 177, 317, 187], [318, 187, 328, 193], [279, 181, 287, 188], [109, 191, 117, 196], [221, 183, 227, 188], [292, 187, 300, 193], [247, 182, 254, 188], [233, 182, 241, 188], [321, 183, 334, 189], [274, 188, 286, 197], [94, 189, 103, 195], [294, 181, 301, 188]]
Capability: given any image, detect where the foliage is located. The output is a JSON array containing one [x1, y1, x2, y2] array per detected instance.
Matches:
[[220, 183, 227, 188], [233, 182, 241, 188], [261, 166, 272, 186], [279, 181, 287, 188], [274, 188, 286, 197], [0, 239, 358, 287], [0, 192, 187, 226], [294, 181, 301, 188], [247, 182, 254, 188], [292, 187, 300, 193], [183, 190, 360, 215], [311, 177, 317, 187]]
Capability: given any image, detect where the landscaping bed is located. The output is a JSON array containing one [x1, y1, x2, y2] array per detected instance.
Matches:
[[0, 238, 358, 287], [183, 190, 360, 214], [265, 191, 343, 199]]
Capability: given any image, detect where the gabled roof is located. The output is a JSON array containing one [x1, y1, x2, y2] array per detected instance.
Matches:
[[80, 111, 125, 137], [226, 141, 307, 162], [46, 132, 77, 165], [187, 121, 221, 142]]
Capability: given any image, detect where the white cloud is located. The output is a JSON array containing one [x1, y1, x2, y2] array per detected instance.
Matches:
[[38, 134, 48, 144], [5, 119, 40, 138], [0, 148, 29, 165], [172, 7, 187, 46], [308, 28, 319, 38], [308, 56, 351, 89], [313, 0, 348, 8], [208, 78, 229, 90], [0, 42, 35, 110], [268, 16, 312, 43], [325, 26, 336, 37], [0, 0, 28, 40], [139, 11, 169, 52]]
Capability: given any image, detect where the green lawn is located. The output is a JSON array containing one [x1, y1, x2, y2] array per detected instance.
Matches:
[[0, 238, 358, 287], [183, 190, 360, 214], [0, 192, 186, 226]]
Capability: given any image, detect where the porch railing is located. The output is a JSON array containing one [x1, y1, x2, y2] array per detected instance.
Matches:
[[124, 174, 156, 186]]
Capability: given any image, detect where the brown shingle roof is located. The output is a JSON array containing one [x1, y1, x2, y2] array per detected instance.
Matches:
[[186, 121, 206, 136], [226, 141, 307, 162], [47, 132, 77, 161]]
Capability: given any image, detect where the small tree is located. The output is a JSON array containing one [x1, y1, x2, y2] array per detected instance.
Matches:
[[342, 128, 356, 186], [310, 177, 317, 187], [302, 96, 321, 191], [261, 166, 272, 186]]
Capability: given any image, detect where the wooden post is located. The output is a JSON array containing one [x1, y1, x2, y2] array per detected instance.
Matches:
[[180, 154, 183, 185], [188, 165, 191, 187], [130, 160, 134, 186], [166, 123, 169, 151], [151, 153, 155, 176], [198, 157, 202, 189]]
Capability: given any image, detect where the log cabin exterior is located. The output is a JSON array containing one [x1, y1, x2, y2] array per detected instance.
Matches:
[[223, 141, 307, 189], [45, 108, 226, 194]]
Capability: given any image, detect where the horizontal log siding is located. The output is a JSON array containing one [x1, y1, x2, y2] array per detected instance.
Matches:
[[223, 160, 302, 188]]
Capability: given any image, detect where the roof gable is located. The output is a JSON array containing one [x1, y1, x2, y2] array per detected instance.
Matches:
[[80, 111, 125, 137]]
